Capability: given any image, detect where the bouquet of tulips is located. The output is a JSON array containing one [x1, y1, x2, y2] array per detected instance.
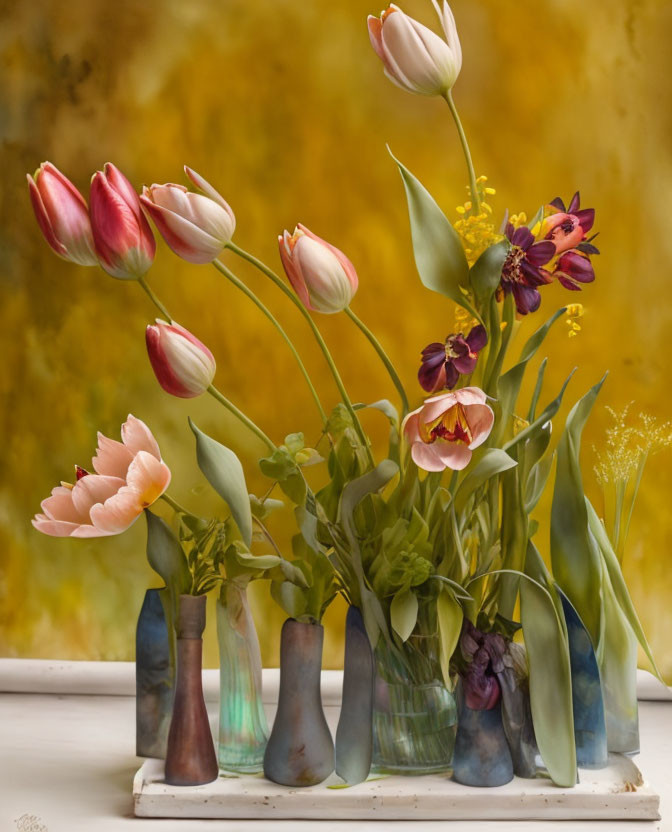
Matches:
[[29, 0, 666, 793]]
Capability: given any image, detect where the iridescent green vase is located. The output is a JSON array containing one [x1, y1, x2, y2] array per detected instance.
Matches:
[[216, 581, 269, 773]]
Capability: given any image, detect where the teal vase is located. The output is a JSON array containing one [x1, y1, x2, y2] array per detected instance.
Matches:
[[216, 581, 268, 773]]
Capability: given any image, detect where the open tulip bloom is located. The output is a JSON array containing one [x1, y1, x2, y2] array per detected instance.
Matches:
[[27, 0, 665, 794]]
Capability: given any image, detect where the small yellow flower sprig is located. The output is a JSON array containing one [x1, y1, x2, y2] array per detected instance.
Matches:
[[565, 303, 584, 338], [594, 404, 672, 561], [454, 175, 502, 266]]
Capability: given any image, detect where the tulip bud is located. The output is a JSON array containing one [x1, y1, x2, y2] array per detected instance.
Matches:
[[26, 162, 98, 266], [145, 319, 216, 398], [367, 2, 462, 97], [278, 224, 358, 314], [89, 163, 156, 280], [139, 168, 235, 264]]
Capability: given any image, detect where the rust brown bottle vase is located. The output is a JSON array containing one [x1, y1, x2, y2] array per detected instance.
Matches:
[[164, 594, 219, 786]]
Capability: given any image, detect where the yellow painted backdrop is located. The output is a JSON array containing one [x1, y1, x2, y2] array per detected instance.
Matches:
[[2, 0, 671, 678]]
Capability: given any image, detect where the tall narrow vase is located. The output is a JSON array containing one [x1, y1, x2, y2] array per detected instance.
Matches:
[[558, 588, 608, 768], [452, 684, 514, 787], [136, 587, 174, 758], [372, 608, 457, 775], [164, 594, 219, 786], [335, 605, 374, 784], [264, 619, 334, 786], [217, 581, 268, 773]]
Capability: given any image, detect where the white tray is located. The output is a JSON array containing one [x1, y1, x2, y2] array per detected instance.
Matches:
[[133, 754, 660, 821]]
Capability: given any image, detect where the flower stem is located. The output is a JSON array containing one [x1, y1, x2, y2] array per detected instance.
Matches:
[[207, 383, 276, 453], [444, 91, 480, 216], [138, 275, 173, 322], [344, 306, 409, 417], [212, 258, 327, 423], [160, 492, 191, 515], [225, 241, 374, 467]]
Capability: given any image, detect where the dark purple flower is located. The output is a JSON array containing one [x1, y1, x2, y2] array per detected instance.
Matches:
[[460, 621, 503, 710], [499, 224, 556, 315], [553, 250, 595, 290], [541, 191, 596, 255], [418, 324, 487, 392]]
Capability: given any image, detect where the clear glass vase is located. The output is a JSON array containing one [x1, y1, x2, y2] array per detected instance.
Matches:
[[372, 605, 457, 775], [217, 581, 269, 773]]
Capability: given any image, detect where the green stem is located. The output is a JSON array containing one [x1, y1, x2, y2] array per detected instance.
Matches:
[[620, 452, 648, 562], [444, 91, 480, 216], [344, 306, 409, 417], [225, 241, 374, 467], [253, 516, 283, 558], [138, 275, 173, 321], [160, 492, 192, 515], [212, 258, 327, 423], [207, 383, 276, 452]]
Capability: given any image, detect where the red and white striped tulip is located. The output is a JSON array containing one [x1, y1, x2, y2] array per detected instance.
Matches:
[[278, 224, 359, 314], [26, 162, 98, 266], [367, 2, 462, 97], [89, 163, 156, 279], [146, 319, 216, 398], [140, 167, 235, 264]]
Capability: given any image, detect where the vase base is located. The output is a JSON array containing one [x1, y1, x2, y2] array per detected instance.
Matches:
[[371, 763, 450, 777], [219, 761, 265, 775]]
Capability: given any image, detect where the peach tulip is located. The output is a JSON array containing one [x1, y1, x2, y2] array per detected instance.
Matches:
[[278, 224, 358, 314], [403, 387, 494, 471], [32, 415, 171, 537]]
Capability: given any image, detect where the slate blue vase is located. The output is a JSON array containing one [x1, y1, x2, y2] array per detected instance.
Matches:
[[135, 587, 174, 758], [452, 684, 514, 788], [335, 606, 374, 784], [558, 587, 608, 768]]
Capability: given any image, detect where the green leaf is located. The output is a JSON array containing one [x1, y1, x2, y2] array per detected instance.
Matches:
[[390, 588, 418, 642], [586, 498, 663, 681], [270, 580, 307, 620], [354, 399, 400, 464], [437, 588, 463, 687], [503, 369, 575, 453], [524, 453, 554, 513], [234, 550, 282, 572], [145, 510, 191, 611], [258, 447, 298, 481], [520, 554, 576, 787], [469, 239, 509, 303], [454, 448, 517, 513], [496, 307, 566, 442], [189, 418, 253, 547], [389, 149, 478, 320], [550, 377, 606, 645]]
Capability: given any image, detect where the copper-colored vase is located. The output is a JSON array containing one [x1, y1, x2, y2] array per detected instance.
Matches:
[[164, 594, 219, 786]]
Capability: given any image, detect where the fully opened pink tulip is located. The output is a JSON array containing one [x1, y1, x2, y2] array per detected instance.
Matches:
[[403, 387, 494, 471], [32, 415, 171, 538], [367, 2, 462, 97], [89, 163, 156, 279], [278, 224, 358, 314], [140, 167, 236, 264], [146, 319, 216, 398], [27, 162, 98, 266]]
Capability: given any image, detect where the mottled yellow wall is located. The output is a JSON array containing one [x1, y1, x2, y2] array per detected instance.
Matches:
[[2, 0, 671, 678]]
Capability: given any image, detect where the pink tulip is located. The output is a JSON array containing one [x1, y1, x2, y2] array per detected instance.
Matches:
[[89, 163, 156, 279], [278, 224, 358, 314], [32, 415, 171, 538], [26, 162, 98, 266], [367, 2, 462, 97], [146, 319, 216, 398], [403, 387, 494, 471], [140, 167, 236, 264]]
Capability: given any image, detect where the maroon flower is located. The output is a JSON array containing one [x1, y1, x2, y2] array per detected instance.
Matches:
[[499, 224, 556, 315], [552, 250, 595, 290], [460, 621, 506, 710], [418, 324, 487, 392], [541, 192, 598, 256]]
